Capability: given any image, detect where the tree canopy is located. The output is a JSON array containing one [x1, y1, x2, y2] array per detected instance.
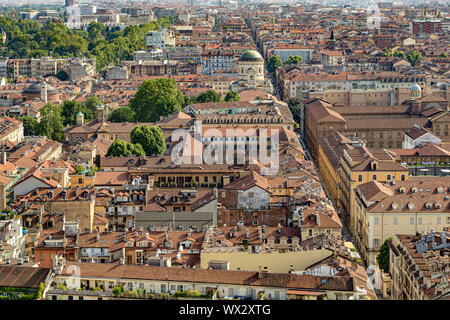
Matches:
[[129, 78, 184, 123], [267, 54, 282, 74], [224, 91, 240, 102], [107, 106, 136, 123], [407, 50, 422, 66], [287, 97, 302, 124], [376, 237, 392, 273], [18, 116, 38, 136], [284, 55, 303, 65], [193, 90, 221, 103], [106, 139, 145, 157], [0, 17, 172, 71], [130, 125, 165, 156], [33, 103, 64, 142]]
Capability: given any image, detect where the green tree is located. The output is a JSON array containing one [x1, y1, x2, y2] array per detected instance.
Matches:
[[87, 22, 106, 41], [129, 78, 184, 122], [75, 165, 84, 174], [376, 237, 392, 273], [284, 55, 303, 65], [107, 106, 136, 123], [393, 51, 406, 59], [440, 52, 448, 58], [105, 139, 145, 157], [224, 91, 240, 102], [382, 48, 392, 57], [34, 103, 64, 141], [130, 125, 165, 156], [287, 97, 302, 124], [194, 90, 221, 103], [61, 100, 87, 126], [407, 50, 422, 67], [83, 96, 103, 117], [55, 70, 68, 81], [267, 54, 282, 74], [18, 116, 38, 136]]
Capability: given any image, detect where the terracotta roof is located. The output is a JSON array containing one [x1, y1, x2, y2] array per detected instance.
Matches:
[[0, 265, 51, 289], [94, 171, 128, 186], [61, 262, 355, 292]]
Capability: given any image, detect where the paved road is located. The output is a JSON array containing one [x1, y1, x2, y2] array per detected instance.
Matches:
[[295, 131, 361, 251]]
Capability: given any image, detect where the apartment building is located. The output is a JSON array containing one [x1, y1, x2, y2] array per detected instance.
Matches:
[[201, 51, 235, 75], [0, 116, 23, 144], [354, 177, 450, 265], [48, 259, 372, 300], [145, 28, 175, 49], [121, 60, 181, 77], [281, 71, 427, 100], [389, 231, 449, 300]]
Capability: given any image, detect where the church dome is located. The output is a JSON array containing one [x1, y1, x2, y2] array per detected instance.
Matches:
[[239, 50, 264, 63], [410, 83, 421, 91], [23, 82, 58, 95]]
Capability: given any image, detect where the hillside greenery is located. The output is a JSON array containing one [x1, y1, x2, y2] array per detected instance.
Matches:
[[0, 16, 172, 71]]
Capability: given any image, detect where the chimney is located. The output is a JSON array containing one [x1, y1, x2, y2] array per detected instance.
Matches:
[[315, 213, 320, 226], [0, 151, 6, 165], [277, 223, 281, 233], [392, 176, 396, 186], [258, 266, 262, 279], [40, 83, 47, 103]]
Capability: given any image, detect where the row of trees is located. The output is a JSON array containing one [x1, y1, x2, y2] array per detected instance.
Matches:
[[107, 78, 240, 123], [267, 54, 303, 75], [382, 49, 423, 67], [0, 17, 172, 71]]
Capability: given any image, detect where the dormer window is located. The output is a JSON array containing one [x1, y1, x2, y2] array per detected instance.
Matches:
[[371, 162, 377, 171], [435, 203, 441, 209], [425, 203, 432, 209]]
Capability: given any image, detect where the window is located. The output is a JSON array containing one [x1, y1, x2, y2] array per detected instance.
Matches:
[[410, 217, 414, 225], [401, 175, 406, 181], [418, 217, 422, 225], [309, 229, 312, 237], [437, 217, 441, 224], [375, 217, 379, 225], [394, 217, 398, 225], [358, 175, 363, 182], [374, 238, 380, 249], [387, 174, 391, 180], [372, 175, 377, 181]]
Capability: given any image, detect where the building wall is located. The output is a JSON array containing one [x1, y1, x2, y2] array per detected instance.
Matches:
[[355, 199, 450, 265], [201, 248, 332, 273], [237, 186, 270, 210]]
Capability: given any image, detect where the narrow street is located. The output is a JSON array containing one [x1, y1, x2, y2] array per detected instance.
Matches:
[[249, 22, 366, 267]]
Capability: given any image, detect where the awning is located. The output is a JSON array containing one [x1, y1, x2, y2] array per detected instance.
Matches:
[[286, 290, 325, 296]]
